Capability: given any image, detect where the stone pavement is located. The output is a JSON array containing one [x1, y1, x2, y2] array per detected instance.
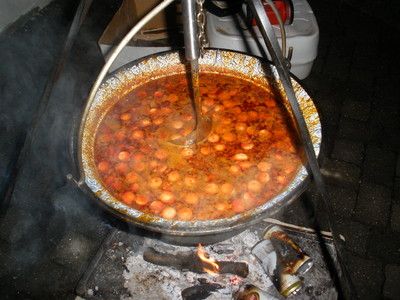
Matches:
[[292, 0, 400, 299], [0, 0, 399, 299]]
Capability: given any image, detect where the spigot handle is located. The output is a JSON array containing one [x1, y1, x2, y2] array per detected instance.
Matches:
[[182, 0, 200, 61]]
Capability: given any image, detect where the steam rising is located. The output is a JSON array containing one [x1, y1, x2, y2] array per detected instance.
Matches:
[[0, 0, 124, 297]]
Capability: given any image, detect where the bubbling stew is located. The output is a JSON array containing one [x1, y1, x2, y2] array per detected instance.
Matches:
[[94, 73, 302, 221]]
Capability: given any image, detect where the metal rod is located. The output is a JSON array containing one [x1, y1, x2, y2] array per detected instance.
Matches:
[[75, 227, 119, 295], [182, 0, 200, 61], [247, 0, 356, 298], [263, 0, 287, 58]]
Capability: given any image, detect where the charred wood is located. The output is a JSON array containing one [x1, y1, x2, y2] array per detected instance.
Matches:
[[143, 247, 248, 278], [181, 283, 224, 300]]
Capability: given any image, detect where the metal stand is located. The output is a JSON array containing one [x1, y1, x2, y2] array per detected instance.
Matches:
[[75, 1, 355, 298], [247, 1, 356, 298]]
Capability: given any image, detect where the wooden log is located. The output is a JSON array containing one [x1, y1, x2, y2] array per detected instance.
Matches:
[[143, 247, 249, 278], [181, 283, 224, 300]]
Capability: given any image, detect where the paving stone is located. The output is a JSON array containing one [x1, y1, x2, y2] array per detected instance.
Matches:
[[302, 72, 332, 97], [328, 78, 353, 98], [336, 219, 369, 256], [323, 36, 354, 78], [331, 138, 364, 166], [0, 260, 73, 300], [312, 192, 358, 236], [0, 240, 11, 278], [336, 117, 371, 143], [49, 231, 100, 273], [377, 26, 399, 57], [326, 185, 357, 219], [346, 254, 384, 300], [0, 204, 70, 271], [394, 178, 400, 203], [341, 100, 371, 122], [354, 182, 391, 226], [349, 66, 376, 87], [375, 73, 400, 104], [51, 187, 113, 242], [362, 146, 396, 187], [10, 172, 54, 212], [370, 102, 400, 128], [0, 205, 35, 244], [391, 203, 400, 232], [368, 102, 400, 151], [320, 158, 361, 188], [352, 42, 380, 70], [368, 227, 400, 264], [367, 128, 400, 154], [338, 80, 374, 104], [383, 264, 400, 299], [315, 96, 342, 154], [309, 0, 339, 34], [313, 88, 343, 127], [321, 78, 350, 105], [339, 3, 381, 42], [396, 153, 400, 177], [323, 58, 350, 82]]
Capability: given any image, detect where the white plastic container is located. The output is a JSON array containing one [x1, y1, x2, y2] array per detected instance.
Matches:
[[206, 0, 319, 79]]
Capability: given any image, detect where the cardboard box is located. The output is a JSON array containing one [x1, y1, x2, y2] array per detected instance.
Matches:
[[98, 0, 182, 72]]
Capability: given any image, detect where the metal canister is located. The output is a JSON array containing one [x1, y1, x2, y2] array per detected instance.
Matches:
[[252, 239, 302, 297], [263, 224, 313, 275], [235, 284, 279, 300]]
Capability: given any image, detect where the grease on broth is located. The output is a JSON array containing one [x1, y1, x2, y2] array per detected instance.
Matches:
[[94, 73, 302, 221]]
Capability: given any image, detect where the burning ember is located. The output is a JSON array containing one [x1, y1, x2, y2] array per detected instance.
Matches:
[[112, 226, 339, 300], [142, 245, 248, 278], [122, 230, 268, 299], [197, 244, 220, 275]]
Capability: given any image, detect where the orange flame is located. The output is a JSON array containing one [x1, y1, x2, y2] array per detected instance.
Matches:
[[197, 244, 220, 275]]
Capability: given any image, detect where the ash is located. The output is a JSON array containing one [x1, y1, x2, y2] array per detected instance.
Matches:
[[122, 229, 274, 300], [76, 223, 339, 299]]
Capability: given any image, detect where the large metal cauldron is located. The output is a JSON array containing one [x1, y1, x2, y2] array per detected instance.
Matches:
[[78, 49, 321, 244]]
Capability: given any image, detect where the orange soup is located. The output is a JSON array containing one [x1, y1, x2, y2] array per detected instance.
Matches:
[[94, 73, 302, 221]]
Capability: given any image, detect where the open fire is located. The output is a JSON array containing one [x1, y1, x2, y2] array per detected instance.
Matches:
[[197, 244, 220, 275], [76, 221, 339, 300], [142, 243, 249, 278], [123, 229, 270, 299]]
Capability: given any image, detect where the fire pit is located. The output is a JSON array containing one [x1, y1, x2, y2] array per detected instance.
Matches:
[[75, 220, 339, 300]]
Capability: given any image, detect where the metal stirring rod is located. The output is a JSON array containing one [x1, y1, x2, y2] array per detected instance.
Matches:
[[190, 59, 202, 136], [173, 0, 212, 146], [182, 0, 200, 62]]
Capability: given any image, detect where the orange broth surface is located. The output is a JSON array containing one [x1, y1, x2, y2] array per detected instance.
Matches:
[[94, 73, 302, 221]]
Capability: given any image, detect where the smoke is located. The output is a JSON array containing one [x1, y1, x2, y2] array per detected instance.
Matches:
[[0, 0, 125, 298], [0, 1, 79, 199]]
